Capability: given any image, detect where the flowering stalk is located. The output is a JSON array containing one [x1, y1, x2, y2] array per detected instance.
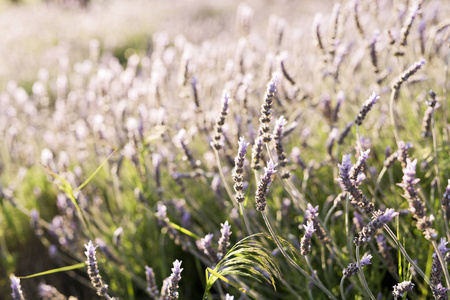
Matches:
[[233, 137, 249, 203], [340, 252, 373, 299], [354, 93, 379, 126], [213, 91, 231, 150], [258, 76, 278, 143], [300, 221, 315, 256], [84, 240, 113, 299], [305, 203, 329, 244], [166, 260, 183, 300], [397, 158, 432, 230], [354, 209, 399, 247], [273, 116, 290, 178], [217, 221, 232, 260], [145, 266, 159, 299], [201, 233, 219, 264], [392, 281, 415, 298], [255, 160, 277, 212], [390, 58, 426, 142], [338, 153, 374, 214], [10, 275, 25, 300]]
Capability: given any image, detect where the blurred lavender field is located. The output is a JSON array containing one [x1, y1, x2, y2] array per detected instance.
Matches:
[[1, 0, 450, 299]]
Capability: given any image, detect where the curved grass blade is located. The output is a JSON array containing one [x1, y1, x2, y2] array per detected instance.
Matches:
[[203, 233, 281, 299], [18, 262, 85, 279]]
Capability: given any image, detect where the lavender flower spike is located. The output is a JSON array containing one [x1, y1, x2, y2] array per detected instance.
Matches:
[[167, 260, 183, 300], [354, 209, 399, 246], [392, 281, 414, 298], [10, 275, 25, 300], [343, 252, 372, 277], [233, 137, 249, 203], [84, 240, 109, 296], [145, 266, 159, 299], [300, 221, 316, 256], [255, 160, 277, 212], [355, 92, 379, 125], [218, 221, 232, 260]]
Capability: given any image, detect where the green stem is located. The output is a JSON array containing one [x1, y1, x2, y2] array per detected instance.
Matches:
[[261, 211, 337, 300], [383, 225, 430, 285], [355, 246, 375, 300]]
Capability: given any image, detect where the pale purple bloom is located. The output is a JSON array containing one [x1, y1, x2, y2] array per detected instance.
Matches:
[[84, 240, 108, 296], [225, 294, 234, 300], [392, 281, 414, 298], [305, 203, 319, 220], [10, 275, 24, 300], [218, 221, 232, 260], [273, 116, 288, 140], [145, 266, 159, 298], [304, 220, 316, 237], [360, 253, 373, 266], [167, 260, 183, 300]]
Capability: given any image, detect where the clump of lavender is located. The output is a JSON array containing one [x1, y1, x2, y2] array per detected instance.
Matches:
[[392, 281, 415, 298], [10, 275, 25, 300], [217, 221, 232, 261], [338, 153, 374, 214], [376, 235, 396, 272], [84, 240, 109, 297], [213, 91, 231, 150], [258, 76, 278, 143], [397, 158, 430, 229], [255, 160, 277, 212], [342, 253, 372, 278], [355, 92, 379, 126], [354, 209, 399, 246], [166, 260, 183, 300], [305, 203, 329, 244], [233, 137, 249, 203], [300, 221, 315, 255], [273, 116, 290, 178], [145, 266, 159, 299]]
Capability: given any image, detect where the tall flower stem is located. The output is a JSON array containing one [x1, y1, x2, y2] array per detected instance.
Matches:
[[355, 246, 375, 300], [261, 211, 337, 299], [389, 88, 400, 144], [213, 148, 236, 207], [339, 277, 346, 300], [239, 203, 252, 236], [265, 143, 306, 210]]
